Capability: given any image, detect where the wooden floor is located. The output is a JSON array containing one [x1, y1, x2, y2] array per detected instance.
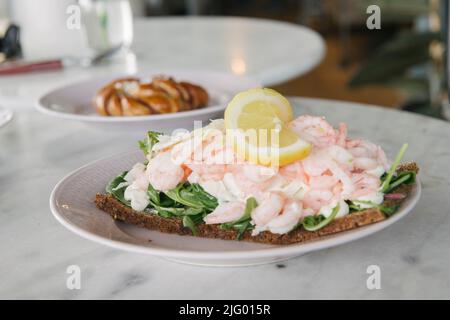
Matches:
[[273, 37, 405, 108]]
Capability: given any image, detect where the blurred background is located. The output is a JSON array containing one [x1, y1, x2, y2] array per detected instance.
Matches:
[[0, 0, 448, 119]]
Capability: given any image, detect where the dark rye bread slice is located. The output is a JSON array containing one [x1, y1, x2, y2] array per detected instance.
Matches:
[[95, 162, 419, 245]]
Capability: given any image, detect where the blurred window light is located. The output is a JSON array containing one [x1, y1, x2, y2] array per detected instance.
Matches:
[[231, 57, 246, 75]]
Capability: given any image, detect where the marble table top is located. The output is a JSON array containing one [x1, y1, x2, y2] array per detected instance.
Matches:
[[0, 17, 324, 107], [1, 97, 449, 299]]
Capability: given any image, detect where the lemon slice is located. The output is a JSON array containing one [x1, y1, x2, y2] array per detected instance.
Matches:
[[224, 88, 311, 167]]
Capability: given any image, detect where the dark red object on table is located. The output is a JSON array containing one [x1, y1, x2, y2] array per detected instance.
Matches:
[[0, 59, 63, 76]]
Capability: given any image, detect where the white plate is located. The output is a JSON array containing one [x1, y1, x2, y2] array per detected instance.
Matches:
[[50, 150, 421, 267], [36, 71, 261, 132], [0, 107, 13, 129]]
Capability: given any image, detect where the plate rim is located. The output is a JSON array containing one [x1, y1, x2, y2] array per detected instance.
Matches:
[[50, 150, 422, 261], [35, 70, 261, 123]]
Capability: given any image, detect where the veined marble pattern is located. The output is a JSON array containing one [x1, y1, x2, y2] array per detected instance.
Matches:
[[1, 98, 449, 299]]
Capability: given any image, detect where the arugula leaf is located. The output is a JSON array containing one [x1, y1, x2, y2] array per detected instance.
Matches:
[[349, 200, 378, 210], [138, 131, 161, 156], [235, 197, 258, 224], [152, 204, 203, 217], [234, 221, 253, 240], [384, 171, 416, 193], [378, 204, 400, 217], [219, 197, 258, 239], [348, 200, 401, 218], [381, 143, 408, 193], [220, 197, 258, 229], [302, 204, 340, 231], [146, 183, 160, 205], [182, 216, 198, 236], [165, 183, 218, 211], [145, 182, 209, 228], [105, 171, 130, 206]]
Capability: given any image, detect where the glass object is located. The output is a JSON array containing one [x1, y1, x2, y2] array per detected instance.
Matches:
[[443, 0, 450, 120], [78, 0, 133, 56]]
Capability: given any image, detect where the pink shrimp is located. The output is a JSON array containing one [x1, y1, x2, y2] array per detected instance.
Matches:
[[146, 152, 185, 192], [279, 161, 308, 182], [204, 201, 246, 224], [302, 148, 354, 197], [265, 201, 304, 234], [251, 192, 286, 226], [346, 139, 389, 172], [349, 173, 381, 199], [302, 189, 334, 212], [309, 175, 339, 189], [228, 164, 281, 200], [288, 115, 338, 148], [186, 163, 228, 181], [336, 123, 348, 147]]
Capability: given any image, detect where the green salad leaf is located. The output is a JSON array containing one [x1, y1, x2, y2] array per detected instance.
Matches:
[[146, 183, 161, 205], [105, 171, 130, 206], [152, 204, 203, 217], [220, 197, 258, 239], [380, 143, 408, 193], [182, 216, 198, 236], [348, 200, 377, 211], [378, 204, 400, 217], [302, 204, 340, 231], [234, 221, 253, 240], [138, 131, 161, 156], [382, 171, 416, 193], [165, 183, 218, 211], [348, 200, 401, 218]]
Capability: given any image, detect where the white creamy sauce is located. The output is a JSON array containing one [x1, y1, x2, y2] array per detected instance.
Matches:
[[124, 184, 149, 211], [199, 179, 236, 203], [354, 192, 384, 208], [222, 173, 244, 200], [122, 163, 150, 211], [273, 179, 309, 200], [124, 163, 146, 183], [320, 199, 349, 219], [366, 165, 385, 177]]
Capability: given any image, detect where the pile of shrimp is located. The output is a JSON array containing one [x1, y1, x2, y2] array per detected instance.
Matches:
[[125, 116, 390, 235]]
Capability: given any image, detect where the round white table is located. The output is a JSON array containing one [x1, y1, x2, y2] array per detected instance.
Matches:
[[0, 17, 325, 107], [0, 98, 449, 299]]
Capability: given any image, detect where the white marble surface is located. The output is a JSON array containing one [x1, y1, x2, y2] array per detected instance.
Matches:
[[1, 98, 450, 299], [0, 17, 324, 106]]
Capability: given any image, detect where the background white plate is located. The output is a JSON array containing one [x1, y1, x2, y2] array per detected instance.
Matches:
[[37, 70, 261, 132], [50, 150, 421, 267], [0, 107, 13, 129]]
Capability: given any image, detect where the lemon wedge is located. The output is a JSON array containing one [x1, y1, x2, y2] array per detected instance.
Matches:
[[224, 88, 311, 167]]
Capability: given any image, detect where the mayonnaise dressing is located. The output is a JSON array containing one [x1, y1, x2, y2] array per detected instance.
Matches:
[[124, 184, 149, 211], [354, 192, 384, 208], [319, 199, 349, 219]]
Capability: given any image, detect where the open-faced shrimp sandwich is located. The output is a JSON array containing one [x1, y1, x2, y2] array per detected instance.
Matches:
[[95, 88, 418, 244]]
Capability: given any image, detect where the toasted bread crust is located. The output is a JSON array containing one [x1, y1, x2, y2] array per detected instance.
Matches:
[[94, 162, 418, 245]]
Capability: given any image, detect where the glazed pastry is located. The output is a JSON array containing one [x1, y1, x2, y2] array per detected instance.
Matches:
[[93, 76, 209, 116]]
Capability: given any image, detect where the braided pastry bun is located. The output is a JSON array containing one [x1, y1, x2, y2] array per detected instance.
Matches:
[[93, 76, 209, 116]]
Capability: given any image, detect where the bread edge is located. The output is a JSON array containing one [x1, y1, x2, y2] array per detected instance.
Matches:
[[94, 162, 418, 245]]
